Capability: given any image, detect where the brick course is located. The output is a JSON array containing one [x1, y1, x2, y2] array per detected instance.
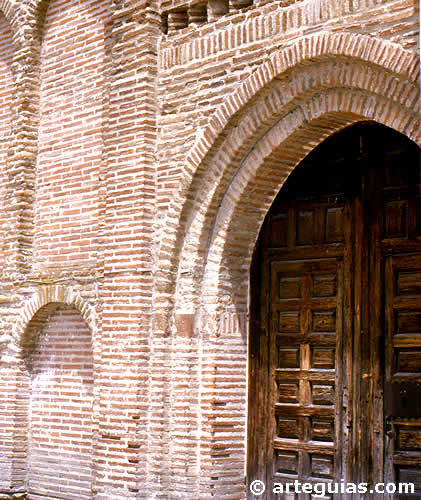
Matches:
[[0, 0, 418, 498]]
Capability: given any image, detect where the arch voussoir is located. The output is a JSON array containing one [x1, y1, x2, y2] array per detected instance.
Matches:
[[173, 70, 419, 310], [13, 285, 96, 358], [156, 34, 419, 309], [201, 89, 418, 309]]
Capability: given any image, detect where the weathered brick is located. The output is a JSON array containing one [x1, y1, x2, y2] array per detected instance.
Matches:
[[0, 0, 419, 498]]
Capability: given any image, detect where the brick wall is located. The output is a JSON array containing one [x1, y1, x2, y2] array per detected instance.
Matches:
[[27, 304, 94, 500], [34, 0, 111, 272], [0, 14, 13, 273], [0, 15, 14, 496], [0, 364, 15, 494], [0, 0, 417, 498]]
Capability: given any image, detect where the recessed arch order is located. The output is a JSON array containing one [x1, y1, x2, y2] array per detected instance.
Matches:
[[157, 31, 420, 320]]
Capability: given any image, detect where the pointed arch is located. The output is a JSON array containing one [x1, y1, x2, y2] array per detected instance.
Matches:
[[154, 32, 420, 319]]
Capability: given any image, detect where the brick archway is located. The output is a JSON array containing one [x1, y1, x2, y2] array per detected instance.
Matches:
[[14, 285, 95, 357], [24, 303, 95, 499], [175, 67, 420, 314], [181, 114, 419, 499], [158, 34, 420, 498], [154, 32, 420, 324], [200, 103, 418, 310]]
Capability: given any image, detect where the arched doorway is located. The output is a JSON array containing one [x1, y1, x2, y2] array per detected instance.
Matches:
[[248, 123, 421, 499]]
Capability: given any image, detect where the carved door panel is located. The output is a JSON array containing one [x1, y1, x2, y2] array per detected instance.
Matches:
[[269, 256, 346, 497], [384, 256, 421, 497]]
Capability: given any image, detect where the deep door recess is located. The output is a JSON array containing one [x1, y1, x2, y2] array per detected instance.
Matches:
[[248, 123, 421, 499]]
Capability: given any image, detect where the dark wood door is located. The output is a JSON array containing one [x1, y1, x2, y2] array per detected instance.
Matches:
[[248, 124, 421, 499], [377, 137, 421, 498]]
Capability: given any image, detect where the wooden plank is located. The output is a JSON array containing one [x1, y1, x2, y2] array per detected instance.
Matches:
[[274, 404, 334, 418], [342, 197, 354, 489], [265, 246, 345, 260], [273, 439, 334, 454], [274, 334, 337, 347], [369, 159, 385, 488], [380, 239, 421, 254], [392, 454, 421, 467], [274, 371, 335, 383], [352, 170, 365, 488], [392, 335, 421, 348]]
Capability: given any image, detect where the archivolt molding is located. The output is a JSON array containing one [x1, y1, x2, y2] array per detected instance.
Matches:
[[186, 32, 418, 175], [186, 87, 419, 493], [182, 32, 417, 186], [13, 285, 96, 358], [202, 90, 419, 306], [156, 32, 420, 319], [177, 63, 419, 298]]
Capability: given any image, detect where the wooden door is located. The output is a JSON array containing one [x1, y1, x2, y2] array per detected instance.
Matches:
[[377, 135, 421, 498], [248, 124, 421, 499]]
